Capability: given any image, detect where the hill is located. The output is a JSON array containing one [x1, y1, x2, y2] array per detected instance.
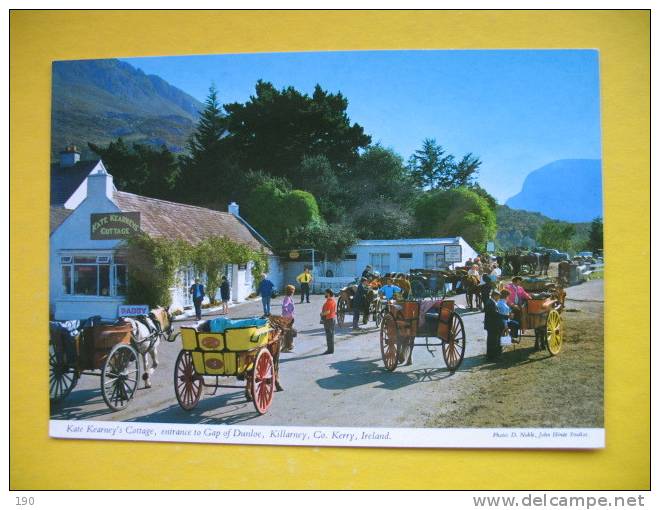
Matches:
[[51, 59, 203, 161], [496, 204, 590, 251], [505, 159, 602, 222]]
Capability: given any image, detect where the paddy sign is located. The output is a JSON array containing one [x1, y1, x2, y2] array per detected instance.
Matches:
[[91, 213, 141, 240]]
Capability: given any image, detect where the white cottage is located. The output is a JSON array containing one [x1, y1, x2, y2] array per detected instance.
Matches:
[[49, 153, 277, 320]]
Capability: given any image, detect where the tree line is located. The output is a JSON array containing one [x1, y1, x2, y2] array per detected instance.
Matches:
[[90, 81, 500, 257]]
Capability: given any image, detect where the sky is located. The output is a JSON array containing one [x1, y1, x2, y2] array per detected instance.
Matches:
[[122, 50, 601, 203]]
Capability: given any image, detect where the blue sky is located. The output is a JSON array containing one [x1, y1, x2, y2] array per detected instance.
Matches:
[[122, 50, 601, 203]]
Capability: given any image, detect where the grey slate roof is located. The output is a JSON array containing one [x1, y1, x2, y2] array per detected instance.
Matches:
[[113, 191, 272, 254], [50, 206, 73, 233], [50, 160, 100, 205]]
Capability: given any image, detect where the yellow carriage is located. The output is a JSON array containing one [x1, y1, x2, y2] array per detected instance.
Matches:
[[175, 317, 283, 414], [515, 285, 566, 355]]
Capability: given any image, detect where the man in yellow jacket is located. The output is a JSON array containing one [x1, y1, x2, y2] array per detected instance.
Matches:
[[296, 267, 313, 304]]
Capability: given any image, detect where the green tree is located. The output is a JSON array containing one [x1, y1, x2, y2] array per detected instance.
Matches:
[[408, 139, 481, 190], [295, 155, 344, 222], [241, 178, 321, 250], [179, 85, 236, 206], [414, 187, 497, 251], [223, 80, 371, 181], [588, 216, 603, 253], [88, 139, 180, 199], [537, 221, 577, 252], [285, 221, 358, 261], [123, 234, 188, 308]]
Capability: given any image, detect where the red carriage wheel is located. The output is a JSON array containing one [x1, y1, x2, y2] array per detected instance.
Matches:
[[174, 350, 202, 411], [250, 348, 275, 415], [442, 312, 466, 373], [380, 314, 399, 372]]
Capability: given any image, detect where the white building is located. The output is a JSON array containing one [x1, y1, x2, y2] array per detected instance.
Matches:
[[49, 148, 278, 320]]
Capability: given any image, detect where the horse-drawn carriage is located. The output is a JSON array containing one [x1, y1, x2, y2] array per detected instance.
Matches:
[[49, 317, 141, 411], [174, 316, 284, 415], [379, 299, 467, 373], [49, 308, 176, 411], [336, 279, 380, 328], [408, 269, 448, 299], [513, 282, 566, 355]]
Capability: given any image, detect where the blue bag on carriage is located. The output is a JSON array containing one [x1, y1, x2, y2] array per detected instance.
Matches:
[[208, 316, 268, 333]]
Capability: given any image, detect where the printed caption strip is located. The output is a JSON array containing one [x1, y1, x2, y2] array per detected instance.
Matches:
[[51, 420, 605, 448]]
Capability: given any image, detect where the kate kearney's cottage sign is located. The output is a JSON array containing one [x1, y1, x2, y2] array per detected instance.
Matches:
[[90, 212, 141, 240]]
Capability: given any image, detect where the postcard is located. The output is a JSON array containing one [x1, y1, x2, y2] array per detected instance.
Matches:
[[48, 50, 604, 448]]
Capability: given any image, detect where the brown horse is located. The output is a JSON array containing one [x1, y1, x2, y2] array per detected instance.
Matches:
[[462, 275, 482, 310]]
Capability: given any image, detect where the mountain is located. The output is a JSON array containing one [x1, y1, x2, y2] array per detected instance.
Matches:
[[51, 59, 204, 161], [505, 159, 602, 222]]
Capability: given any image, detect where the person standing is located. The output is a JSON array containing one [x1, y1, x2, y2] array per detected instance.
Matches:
[[320, 289, 337, 354], [281, 285, 296, 352], [490, 263, 502, 282], [257, 274, 275, 317], [484, 289, 507, 360], [352, 277, 368, 330], [189, 278, 205, 321], [296, 267, 313, 304], [220, 275, 230, 315]]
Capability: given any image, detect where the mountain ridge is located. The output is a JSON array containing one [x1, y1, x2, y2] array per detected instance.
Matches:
[[51, 59, 204, 161], [505, 159, 602, 222]]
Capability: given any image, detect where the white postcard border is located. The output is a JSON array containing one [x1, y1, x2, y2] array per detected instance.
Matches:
[[50, 419, 605, 449]]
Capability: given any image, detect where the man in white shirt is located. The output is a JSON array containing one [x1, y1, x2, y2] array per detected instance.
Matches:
[[490, 263, 502, 281]]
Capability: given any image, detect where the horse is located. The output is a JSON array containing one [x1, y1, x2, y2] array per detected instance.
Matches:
[[122, 307, 172, 389], [461, 274, 482, 310]]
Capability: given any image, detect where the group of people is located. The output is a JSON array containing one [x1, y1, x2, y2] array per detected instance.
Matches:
[[188, 276, 231, 321], [483, 275, 532, 360]]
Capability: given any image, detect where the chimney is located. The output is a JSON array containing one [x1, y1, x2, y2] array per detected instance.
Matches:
[[60, 144, 80, 167], [228, 202, 240, 217], [87, 167, 114, 200]]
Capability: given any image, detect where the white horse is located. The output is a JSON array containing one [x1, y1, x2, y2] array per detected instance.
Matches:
[[123, 316, 161, 389]]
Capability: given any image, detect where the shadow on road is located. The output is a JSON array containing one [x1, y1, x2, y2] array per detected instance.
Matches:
[[316, 357, 453, 391], [124, 388, 263, 425], [50, 388, 120, 420]]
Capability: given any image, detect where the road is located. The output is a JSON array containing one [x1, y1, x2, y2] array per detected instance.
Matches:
[[50, 278, 604, 428]]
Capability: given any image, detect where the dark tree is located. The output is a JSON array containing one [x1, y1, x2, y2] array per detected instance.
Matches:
[[88, 138, 180, 199], [223, 80, 371, 181], [588, 217, 603, 254]]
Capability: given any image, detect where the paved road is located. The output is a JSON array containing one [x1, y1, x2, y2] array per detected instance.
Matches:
[[50, 278, 604, 427]]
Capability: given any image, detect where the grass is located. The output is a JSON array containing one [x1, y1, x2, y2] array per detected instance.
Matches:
[[427, 298, 603, 428]]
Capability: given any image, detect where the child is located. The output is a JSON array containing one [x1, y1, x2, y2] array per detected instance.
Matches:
[[497, 289, 519, 342], [281, 285, 296, 352], [320, 289, 337, 354]]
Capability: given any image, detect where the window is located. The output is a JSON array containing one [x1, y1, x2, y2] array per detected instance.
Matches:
[[399, 253, 412, 259], [343, 253, 357, 260], [424, 252, 445, 269], [60, 254, 125, 297], [370, 253, 390, 274]]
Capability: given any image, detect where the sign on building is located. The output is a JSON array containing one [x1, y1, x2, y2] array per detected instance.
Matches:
[[90, 212, 141, 240], [118, 304, 149, 316], [444, 244, 462, 263]]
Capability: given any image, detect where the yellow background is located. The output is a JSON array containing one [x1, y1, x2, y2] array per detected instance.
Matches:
[[10, 10, 650, 489]]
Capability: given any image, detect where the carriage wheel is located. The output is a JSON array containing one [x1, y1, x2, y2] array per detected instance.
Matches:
[[375, 305, 384, 328], [379, 314, 399, 372], [101, 344, 140, 412], [545, 309, 564, 355], [337, 296, 348, 328], [174, 350, 203, 411], [250, 349, 275, 415], [49, 343, 78, 402], [442, 313, 466, 373]]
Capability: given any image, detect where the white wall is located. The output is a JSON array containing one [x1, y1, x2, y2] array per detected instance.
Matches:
[[50, 173, 124, 320]]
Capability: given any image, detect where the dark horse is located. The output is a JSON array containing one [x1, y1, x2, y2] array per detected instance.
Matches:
[[504, 252, 540, 275]]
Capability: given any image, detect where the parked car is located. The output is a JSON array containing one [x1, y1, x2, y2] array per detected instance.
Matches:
[[544, 248, 570, 262], [577, 251, 593, 258]]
